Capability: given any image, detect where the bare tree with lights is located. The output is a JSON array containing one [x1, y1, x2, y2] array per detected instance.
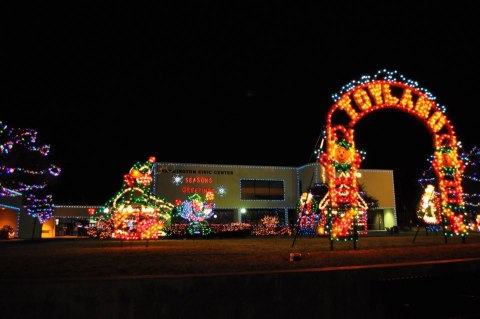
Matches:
[[0, 120, 61, 226]]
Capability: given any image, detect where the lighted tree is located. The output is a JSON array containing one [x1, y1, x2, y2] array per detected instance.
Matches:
[[92, 156, 174, 240], [177, 192, 215, 236], [0, 120, 61, 223]]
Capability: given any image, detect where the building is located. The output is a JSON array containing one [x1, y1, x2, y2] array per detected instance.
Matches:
[[153, 162, 397, 230], [39, 162, 397, 238], [0, 188, 40, 239], [41, 205, 97, 238]]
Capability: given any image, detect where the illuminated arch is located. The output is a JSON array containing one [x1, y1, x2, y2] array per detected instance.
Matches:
[[320, 71, 468, 245]]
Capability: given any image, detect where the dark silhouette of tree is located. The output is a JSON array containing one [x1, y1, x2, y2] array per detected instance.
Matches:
[[461, 146, 480, 219]]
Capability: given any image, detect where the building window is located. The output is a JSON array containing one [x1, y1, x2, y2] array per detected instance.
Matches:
[[240, 179, 284, 200]]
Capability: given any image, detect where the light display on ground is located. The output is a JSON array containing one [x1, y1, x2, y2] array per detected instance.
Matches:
[[318, 125, 368, 246], [251, 215, 291, 236], [417, 184, 441, 232], [91, 157, 174, 240], [321, 70, 469, 247], [295, 192, 319, 237], [177, 192, 215, 236], [419, 145, 480, 232]]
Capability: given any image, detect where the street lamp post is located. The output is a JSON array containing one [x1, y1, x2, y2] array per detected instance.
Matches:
[[239, 208, 246, 225]]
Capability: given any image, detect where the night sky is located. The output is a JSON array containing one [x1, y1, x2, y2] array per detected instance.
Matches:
[[2, 2, 479, 219]]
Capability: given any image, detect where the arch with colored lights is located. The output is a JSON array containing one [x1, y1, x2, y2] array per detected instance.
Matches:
[[319, 73, 468, 245]]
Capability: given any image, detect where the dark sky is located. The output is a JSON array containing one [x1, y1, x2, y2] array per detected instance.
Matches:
[[2, 2, 479, 217]]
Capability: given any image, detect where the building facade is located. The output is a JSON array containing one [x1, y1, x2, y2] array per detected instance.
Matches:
[[153, 162, 397, 229], [0, 189, 40, 239], [39, 162, 397, 238]]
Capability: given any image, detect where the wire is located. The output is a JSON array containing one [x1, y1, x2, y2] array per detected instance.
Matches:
[[308, 127, 326, 163]]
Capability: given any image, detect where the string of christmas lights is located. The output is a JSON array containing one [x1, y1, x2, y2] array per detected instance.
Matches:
[[295, 192, 319, 236], [322, 70, 469, 243], [0, 120, 61, 223], [176, 192, 216, 236], [91, 157, 175, 240], [419, 144, 480, 231]]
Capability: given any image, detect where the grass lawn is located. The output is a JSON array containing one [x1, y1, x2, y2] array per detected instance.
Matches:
[[2, 231, 480, 280]]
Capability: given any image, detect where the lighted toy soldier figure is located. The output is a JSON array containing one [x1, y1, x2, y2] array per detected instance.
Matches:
[[318, 125, 367, 250], [431, 134, 468, 241]]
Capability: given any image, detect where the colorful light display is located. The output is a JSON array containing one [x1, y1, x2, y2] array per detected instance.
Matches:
[[322, 70, 468, 243], [318, 125, 367, 242], [419, 145, 480, 232], [295, 192, 319, 236], [177, 192, 215, 236], [417, 184, 441, 226], [0, 121, 61, 223], [92, 157, 174, 240], [251, 215, 291, 236]]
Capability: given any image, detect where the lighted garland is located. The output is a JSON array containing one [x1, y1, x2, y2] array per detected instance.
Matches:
[[431, 135, 468, 236], [323, 70, 468, 242], [92, 157, 174, 240], [332, 69, 447, 114], [0, 120, 61, 223], [176, 192, 215, 236], [0, 186, 21, 197]]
